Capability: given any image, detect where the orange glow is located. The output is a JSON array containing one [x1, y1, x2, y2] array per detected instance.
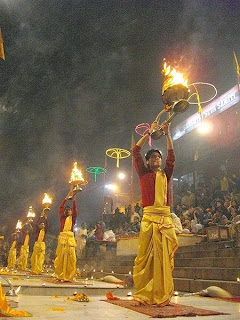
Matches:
[[42, 193, 52, 206], [162, 60, 188, 93], [16, 220, 22, 230], [69, 162, 85, 184]]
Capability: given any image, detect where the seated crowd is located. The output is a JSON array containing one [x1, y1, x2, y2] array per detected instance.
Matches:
[[85, 171, 240, 243], [172, 172, 240, 239]]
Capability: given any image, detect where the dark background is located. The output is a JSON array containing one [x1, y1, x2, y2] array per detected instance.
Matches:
[[0, 0, 239, 234]]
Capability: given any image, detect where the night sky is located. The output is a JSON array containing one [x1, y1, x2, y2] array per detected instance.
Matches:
[[0, 0, 239, 233]]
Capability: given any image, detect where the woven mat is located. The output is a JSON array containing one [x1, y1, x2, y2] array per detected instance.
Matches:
[[103, 299, 229, 318]]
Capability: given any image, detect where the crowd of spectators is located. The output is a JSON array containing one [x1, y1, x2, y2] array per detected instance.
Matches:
[[172, 172, 240, 239], [1, 172, 240, 266], [86, 171, 240, 243]]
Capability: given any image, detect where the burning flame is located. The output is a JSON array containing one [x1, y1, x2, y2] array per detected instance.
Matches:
[[69, 162, 85, 184], [16, 220, 22, 230], [42, 193, 52, 206], [162, 60, 188, 93], [27, 206, 35, 218]]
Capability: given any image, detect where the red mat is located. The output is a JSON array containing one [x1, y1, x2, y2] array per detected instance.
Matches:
[[103, 299, 229, 318], [212, 296, 240, 303]]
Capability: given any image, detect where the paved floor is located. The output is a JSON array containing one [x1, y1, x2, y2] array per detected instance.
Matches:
[[3, 294, 240, 320], [1, 273, 239, 319]]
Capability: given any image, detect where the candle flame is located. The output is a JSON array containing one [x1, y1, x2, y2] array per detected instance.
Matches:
[[27, 206, 35, 218], [42, 193, 52, 206], [16, 220, 22, 230], [162, 60, 188, 93], [69, 162, 85, 184]]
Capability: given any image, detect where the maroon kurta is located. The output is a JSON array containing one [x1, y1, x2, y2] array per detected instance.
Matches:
[[35, 216, 49, 241], [59, 198, 77, 232], [132, 145, 175, 207]]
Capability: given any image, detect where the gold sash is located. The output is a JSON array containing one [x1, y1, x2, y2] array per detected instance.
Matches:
[[37, 230, 45, 242], [63, 216, 72, 232]]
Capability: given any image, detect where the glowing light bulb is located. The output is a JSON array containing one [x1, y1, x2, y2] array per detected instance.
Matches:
[[197, 121, 212, 134]]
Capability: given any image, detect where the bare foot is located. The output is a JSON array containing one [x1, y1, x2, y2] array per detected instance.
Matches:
[[152, 302, 170, 308], [131, 299, 147, 307]]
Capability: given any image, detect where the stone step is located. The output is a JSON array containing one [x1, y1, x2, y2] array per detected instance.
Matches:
[[94, 266, 133, 275], [176, 248, 240, 259], [79, 254, 136, 261], [173, 267, 240, 281], [1, 283, 131, 296], [84, 249, 117, 260], [175, 257, 240, 268], [80, 268, 133, 282], [79, 256, 239, 278], [79, 254, 238, 270], [176, 240, 235, 253], [78, 257, 135, 268], [0, 273, 133, 296], [174, 277, 240, 296]]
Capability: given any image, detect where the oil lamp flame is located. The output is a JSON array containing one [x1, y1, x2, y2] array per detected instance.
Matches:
[[42, 193, 52, 207], [151, 59, 190, 141], [69, 162, 85, 184], [16, 220, 22, 230], [162, 60, 188, 93], [68, 162, 85, 197], [27, 206, 35, 218]]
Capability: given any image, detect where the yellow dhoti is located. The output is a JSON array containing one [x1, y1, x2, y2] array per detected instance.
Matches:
[[30, 242, 45, 274], [18, 235, 29, 271], [54, 230, 77, 281], [31, 230, 45, 274], [133, 170, 178, 306], [7, 241, 17, 269]]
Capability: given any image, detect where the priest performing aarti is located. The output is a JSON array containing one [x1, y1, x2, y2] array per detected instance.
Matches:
[[132, 60, 190, 306], [30, 207, 49, 274], [54, 162, 84, 282], [132, 120, 178, 306], [7, 220, 22, 269], [18, 207, 35, 271]]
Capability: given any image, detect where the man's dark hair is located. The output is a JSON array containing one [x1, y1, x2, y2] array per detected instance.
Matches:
[[145, 149, 162, 161]]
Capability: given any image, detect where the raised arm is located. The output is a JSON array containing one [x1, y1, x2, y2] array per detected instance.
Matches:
[[159, 120, 174, 150], [161, 121, 175, 180], [59, 197, 67, 216], [72, 196, 77, 216]]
